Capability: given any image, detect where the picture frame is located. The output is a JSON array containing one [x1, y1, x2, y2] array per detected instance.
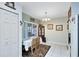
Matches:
[[47, 24, 53, 30], [56, 25, 63, 31], [5, 2, 16, 10]]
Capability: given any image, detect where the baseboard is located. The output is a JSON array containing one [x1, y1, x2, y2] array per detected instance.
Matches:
[[46, 42, 67, 46]]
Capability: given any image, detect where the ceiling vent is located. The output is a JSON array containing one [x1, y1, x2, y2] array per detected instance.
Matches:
[[30, 17, 35, 22]]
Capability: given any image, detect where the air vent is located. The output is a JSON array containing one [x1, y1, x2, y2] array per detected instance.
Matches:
[[30, 17, 35, 22]]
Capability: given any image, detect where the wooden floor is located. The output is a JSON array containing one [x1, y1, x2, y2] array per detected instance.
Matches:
[[45, 44, 70, 57]]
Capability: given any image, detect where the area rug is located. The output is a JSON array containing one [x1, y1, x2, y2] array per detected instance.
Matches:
[[22, 44, 51, 57]]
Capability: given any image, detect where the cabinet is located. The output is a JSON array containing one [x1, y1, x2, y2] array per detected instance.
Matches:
[[68, 3, 79, 57], [0, 8, 19, 57], [38, 24, 45, 36], [23, 21, 38, 41]]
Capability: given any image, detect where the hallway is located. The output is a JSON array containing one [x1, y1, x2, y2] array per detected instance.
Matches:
[[0, 2, 79, 57]]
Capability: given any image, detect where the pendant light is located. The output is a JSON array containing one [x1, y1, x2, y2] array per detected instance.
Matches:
[[42, 11, 51, 21]]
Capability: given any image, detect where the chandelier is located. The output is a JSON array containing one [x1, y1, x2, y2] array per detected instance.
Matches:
[[42, 12, 51, 21]]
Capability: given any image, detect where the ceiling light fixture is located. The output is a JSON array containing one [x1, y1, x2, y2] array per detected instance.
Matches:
[[42, 11, 51, 21]]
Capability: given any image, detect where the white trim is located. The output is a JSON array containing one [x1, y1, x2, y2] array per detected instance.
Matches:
[[53, 42, 67, 46], [24, 20, 38, 25], [46, 42, 67, 46], [19, 14, 22, 57]]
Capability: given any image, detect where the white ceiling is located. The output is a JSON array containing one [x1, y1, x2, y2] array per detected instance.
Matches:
[[19, 2, 71, 20]]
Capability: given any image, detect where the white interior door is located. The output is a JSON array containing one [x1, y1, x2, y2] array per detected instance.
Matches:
[[0, 8, 19, 57], [71, 15, 78, 57]]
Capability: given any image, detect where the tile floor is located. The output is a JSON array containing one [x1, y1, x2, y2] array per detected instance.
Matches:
[[45, 44, 70, 57]]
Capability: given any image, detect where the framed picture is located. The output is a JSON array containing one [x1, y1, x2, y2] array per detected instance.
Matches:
[[56, 25, 63, 31], [47, 24, 53, 30], [5, 2, 16, 10]]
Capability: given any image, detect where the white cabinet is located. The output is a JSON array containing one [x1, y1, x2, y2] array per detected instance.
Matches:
[[23, 21, 38, 41], [0, 8, 19, 57], [69, 15, 78, 57]]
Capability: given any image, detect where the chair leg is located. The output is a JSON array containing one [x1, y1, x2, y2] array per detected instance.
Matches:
[[31, 48, 35, 55]]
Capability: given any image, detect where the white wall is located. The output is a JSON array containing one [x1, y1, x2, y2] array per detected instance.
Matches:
[[41, 17, 68, 46]]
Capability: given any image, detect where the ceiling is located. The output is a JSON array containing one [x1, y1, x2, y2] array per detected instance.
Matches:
[[19, 2, 71, 20]]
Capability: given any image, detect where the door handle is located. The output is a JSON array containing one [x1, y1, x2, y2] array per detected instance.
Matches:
[[20, 21, 23, 25]]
